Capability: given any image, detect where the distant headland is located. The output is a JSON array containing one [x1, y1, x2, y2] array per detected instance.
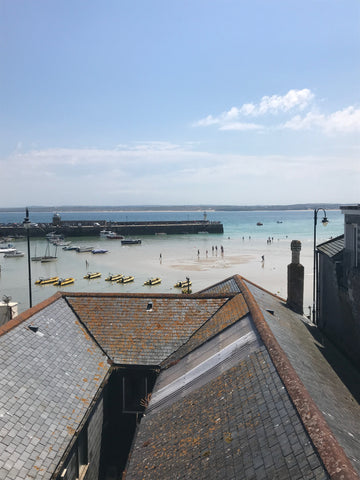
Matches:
[[0, 203, 342, 213]]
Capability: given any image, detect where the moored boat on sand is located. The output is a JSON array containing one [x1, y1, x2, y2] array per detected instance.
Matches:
[[182, 287, 192, 294], [121, 239, 141, 245], [84, 272, 101, 279], [35, 276, 59, 285], [63, 245, 79, 251], [107, 233, 124, 240], [105, 273, 123, 281], [76, 246, 94, 252], [144, 277, 161, 286], [174, 279, 192, 288], [117, 276, 134, 284], [54, 278, 75, 286]]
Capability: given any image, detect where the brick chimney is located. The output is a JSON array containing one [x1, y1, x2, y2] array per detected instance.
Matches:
[[287, 240, 304, 315]]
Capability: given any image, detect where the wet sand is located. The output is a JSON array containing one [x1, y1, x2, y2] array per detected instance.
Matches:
[[1, 234, 314, 315]]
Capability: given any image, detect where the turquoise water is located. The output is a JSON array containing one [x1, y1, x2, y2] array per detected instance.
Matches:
[[0, 209, 344, 313], [0, 209, 343, 239]]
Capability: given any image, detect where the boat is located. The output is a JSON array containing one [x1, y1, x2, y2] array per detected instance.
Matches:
[[276, 220, 283, 224], [54, 278, 75, 286], [53, 240, 71, 247], [256, 222, 263, 226], [105, 273, 123, 281], [63, 245, 79, 251], [174, 279, 192, 288], [121, 239, 141, 245], [100, 229, 115, 237], [4, 250, 24, 258], [76, 246, 94, 252], [40, 244, 57, 262], [0, 244, 16, 254], [92, 249, 108, 254], [182, 287, 192, 294], [106, 233, 124, 240], [35, 276, 59, 285], [84, 272, 101, 279], [117, 276, 134, 284], [31, 246, 43, 261], [144, 277, 161, 286]]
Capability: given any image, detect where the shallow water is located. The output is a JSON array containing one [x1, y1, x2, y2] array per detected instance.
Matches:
[[0, 209, 343, 313]]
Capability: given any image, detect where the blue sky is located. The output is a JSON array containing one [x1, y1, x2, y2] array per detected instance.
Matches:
[[1, 0, 359, 206]]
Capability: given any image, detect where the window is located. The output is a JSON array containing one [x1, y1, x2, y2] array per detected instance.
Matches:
[[76, 427, 88, 480], [122, 374, 148, 413]]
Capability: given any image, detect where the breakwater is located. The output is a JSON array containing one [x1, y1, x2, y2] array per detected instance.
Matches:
[[0, 220, 224, 237]]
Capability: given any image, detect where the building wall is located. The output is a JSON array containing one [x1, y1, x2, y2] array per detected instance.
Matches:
[[318, 254, 360, 369], [85, 397, 104, 480], [59, 396, 104, 480]]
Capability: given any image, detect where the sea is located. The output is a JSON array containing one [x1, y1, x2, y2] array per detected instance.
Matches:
[[0, 209, 344, 314]]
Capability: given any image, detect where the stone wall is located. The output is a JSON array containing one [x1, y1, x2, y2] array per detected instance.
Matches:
[[318, 254, 360, 369]]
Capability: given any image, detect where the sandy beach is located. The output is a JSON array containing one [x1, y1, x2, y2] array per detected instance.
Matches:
[[2, 208, 339, 316]]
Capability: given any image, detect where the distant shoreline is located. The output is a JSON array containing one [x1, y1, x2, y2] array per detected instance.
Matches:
[[0, 203, 343, 213]]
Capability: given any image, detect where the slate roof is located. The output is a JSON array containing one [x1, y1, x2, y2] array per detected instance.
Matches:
[[126, 344, 328, 479], [125, 276, 360, 480], [0, 297, 110, 480], [0, 275, 359, 480], [317, 234, 344, 258], [244, 278, 360, 478], [66, 294, 229, 365]]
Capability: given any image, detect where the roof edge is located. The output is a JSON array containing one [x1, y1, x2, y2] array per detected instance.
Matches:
[[237, 277, 360, 480], [236, 274, 287, 303], [0, 292, 63, 337], [317, 234, 344, 248], [64, 291, 232, 300]]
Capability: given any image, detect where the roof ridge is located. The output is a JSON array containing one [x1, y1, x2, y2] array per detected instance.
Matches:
[[0, 292, 63, 337], [238, 277, 360, 480], [161, 295, 234, 368], [238, 275, 286, 302]]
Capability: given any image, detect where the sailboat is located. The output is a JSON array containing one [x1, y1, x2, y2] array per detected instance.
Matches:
[[41, 244, 58, 263], [31, 245, 43, 262]]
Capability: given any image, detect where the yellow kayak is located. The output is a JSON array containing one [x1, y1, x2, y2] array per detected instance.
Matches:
[[174, 280, 192, 288], [54, 278, 75, 286], [105, 273, 123, 281], [117, 276, 134, 284], [84, 272, 101, 279], [35, 276, 59, 285], [144, 277, 161, 285]]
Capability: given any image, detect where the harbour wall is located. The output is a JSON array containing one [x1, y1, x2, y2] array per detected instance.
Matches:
[[0, 220, 224, 237]]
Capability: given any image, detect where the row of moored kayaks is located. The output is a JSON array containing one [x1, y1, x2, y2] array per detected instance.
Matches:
[[34, 274, 192, 290]]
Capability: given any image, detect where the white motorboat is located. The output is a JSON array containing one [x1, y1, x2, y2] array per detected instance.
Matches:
[[100, 230, 115, 237], [0, 245, 16, 254], [4, 250, 24, 258]]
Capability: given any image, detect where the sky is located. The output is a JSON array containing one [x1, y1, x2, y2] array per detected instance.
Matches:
[[1, 0, 359, 207]]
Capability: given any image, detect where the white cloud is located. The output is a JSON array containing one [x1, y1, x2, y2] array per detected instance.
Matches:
[[194, 89, 315, 129], [283, 106, 360, 133], [256, 89, 314, 115], [0, 143, 358, 206], [193, 89, 360, 137], [219, 122, 263, 131]]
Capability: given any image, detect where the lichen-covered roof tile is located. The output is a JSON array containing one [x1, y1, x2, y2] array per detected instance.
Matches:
[[67, 295, 228, 365]]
